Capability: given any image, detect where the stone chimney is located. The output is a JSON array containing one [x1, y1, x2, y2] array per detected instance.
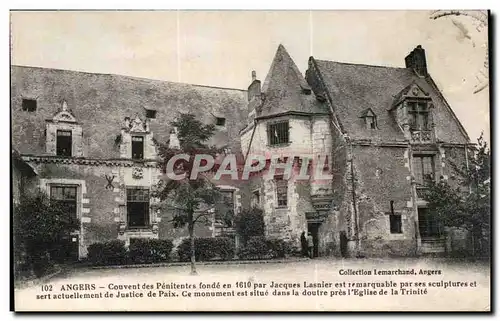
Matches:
[[247, 70, 263, 122], [405, 45, 428, 77], [247, 70, 261, 102]]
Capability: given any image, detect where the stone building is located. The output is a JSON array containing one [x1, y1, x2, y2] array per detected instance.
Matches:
[[11, 44, 472, 260]]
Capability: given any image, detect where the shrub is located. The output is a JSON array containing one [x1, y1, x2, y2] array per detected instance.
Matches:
[[235, 208, 265, 245], [237, 236, 271, 260], [266, 238, 290, 258], [177, 237, 235, 262], [237, 237, 290, 260], [128, 239, 174, 264], [87, 240, 127, 266]]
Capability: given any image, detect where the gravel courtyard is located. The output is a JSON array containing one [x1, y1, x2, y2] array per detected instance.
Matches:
[[14, 257, 491, 312]]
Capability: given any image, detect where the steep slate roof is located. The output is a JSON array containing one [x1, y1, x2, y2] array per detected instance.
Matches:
[[11, 66, 248, 158], [313, 60, 416, 141], [312, 59, 469, 144], [259, 45, 328, 118]]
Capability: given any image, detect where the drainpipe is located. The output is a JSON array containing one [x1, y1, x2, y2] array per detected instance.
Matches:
[[347, 140, 360, 256], [407, 142, 421, 255]]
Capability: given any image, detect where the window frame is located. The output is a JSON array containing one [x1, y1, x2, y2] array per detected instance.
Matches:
[[389, 214, 402, 234], [131, 135, 145, 160], [216, 117, 226, 127], [126, 187, 150, 228], [22, 98, 37, 112], [56, 129, 73, 157], [407, 100, 430, 131], [412, 154, 436, 185], [267, 121, 290, 146], [275, 175, 288, 208], [49, 185, 78, 222]]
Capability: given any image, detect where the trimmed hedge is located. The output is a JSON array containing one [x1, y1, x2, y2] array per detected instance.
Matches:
[[87, 240, 127, 266], [237, 236, 290, 260], [128, 239, 173, 264], [177, 237, 235, 262]]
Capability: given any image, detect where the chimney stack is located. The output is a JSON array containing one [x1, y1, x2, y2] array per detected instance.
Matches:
[[247, 70, 261, 102], [405, 45, 428, 77]]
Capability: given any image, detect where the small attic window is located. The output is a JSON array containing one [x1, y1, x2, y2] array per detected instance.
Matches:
[[366, 116, 377, 130], [145, 109, 157, 119], [22, 99, 37, 112], [216, 117, 226, 127], [360, 108, 377, 130]]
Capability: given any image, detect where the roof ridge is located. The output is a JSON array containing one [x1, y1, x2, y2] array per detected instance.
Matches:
[[10, 64, 247, 92], [315, 59, 408, 70]]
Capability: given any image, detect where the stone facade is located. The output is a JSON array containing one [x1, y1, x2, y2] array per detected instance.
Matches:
[[11, 44, 473, 260]]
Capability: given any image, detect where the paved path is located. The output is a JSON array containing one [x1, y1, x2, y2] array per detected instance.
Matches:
[[14, 258, 490, 312]]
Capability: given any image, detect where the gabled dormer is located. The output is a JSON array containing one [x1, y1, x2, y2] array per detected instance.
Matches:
[[390, 82, 435, 143], [118, 115, 157, 160], [359, 108, 377, 130], [45, 100, 83, 157]]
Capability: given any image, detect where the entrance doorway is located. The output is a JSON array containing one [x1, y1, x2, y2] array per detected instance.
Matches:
[[307, 222, 321, 258]]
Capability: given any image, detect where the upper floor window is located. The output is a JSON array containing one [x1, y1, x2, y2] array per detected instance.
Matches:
[[268, 121, 289, 146], [413, 154, 435, 185], [408, 101, 429, 131], [22, 99, 37, 112], [131, 136, 144, 159], [56, 130, 72, 157], [127, 188, 150, 228]]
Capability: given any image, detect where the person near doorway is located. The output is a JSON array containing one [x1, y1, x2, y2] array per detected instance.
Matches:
[[307, 232, 314, 258], [300, 231, 308, 257]]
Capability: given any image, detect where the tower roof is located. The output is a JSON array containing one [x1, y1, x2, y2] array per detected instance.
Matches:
[[258, 44, 326, 118]]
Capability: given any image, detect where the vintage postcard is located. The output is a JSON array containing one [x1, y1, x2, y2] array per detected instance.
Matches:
[[10, 10, 491, 312]]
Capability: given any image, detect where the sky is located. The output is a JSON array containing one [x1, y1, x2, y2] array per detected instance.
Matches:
[[10, 10, 489, 142]]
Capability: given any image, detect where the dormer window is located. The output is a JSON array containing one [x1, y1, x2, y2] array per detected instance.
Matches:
[[360, 108, 377, 130], [56, 130, 72, 157], [131, 136, 144, 159], [407, 101, 429, 131]]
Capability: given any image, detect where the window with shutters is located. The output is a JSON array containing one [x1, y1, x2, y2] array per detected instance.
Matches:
[[56, 130, 72, 157], [275, 176, 288, 207], [127, 188, 150, 228], [50, 185, 78, 222], [267, 121, 289, 146], [131, 136, 144, 159]]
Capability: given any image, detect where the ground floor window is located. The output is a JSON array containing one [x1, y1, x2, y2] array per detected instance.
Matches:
[[418, 208, 443, 238], [127, 188, 150, 228], [389, 214, 402, 234], [50, 185, 78, 222]]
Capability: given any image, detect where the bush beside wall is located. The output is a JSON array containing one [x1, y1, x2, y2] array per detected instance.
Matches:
[[177, 237, 235, 262]]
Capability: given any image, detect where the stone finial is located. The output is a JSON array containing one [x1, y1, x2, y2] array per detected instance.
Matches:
[[252, 70, 257, 82], [124, 117, 131, 128], [62, 100, 68, 111]]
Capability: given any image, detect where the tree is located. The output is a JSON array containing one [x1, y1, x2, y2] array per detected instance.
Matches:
[[423, 133, 490, 257], [13, 192, 80, 277], [153, 113, 233, 274], [234, 207, 265, 246]]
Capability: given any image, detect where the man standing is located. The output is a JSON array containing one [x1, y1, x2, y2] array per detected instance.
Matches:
[[307, 232, 314, 259], [300, 231, 308, 257]]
